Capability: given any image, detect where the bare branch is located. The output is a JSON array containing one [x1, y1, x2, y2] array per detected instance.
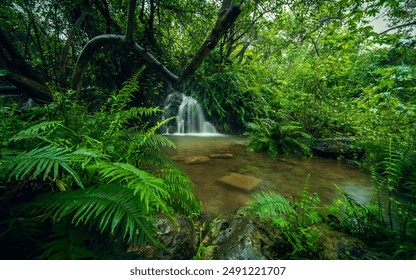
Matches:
[[379, 20, 416, 35]]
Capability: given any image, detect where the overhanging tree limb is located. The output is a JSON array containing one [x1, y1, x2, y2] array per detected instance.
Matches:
[[71, 0, 241, 90], [176, 4, 241, 85], [0, 30, 53, 103], [71, 34, 179, 90]]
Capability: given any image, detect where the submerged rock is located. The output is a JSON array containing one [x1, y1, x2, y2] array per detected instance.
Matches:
[[184, 155, 211, 164], [209, 153, 233, 158], [217, 172, 262, 192]]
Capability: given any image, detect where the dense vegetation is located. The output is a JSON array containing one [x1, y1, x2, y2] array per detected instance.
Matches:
[[1, 0, 415, 259]]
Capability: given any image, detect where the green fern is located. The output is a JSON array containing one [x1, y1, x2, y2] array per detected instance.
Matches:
[[9, 121, 64, 143], [246, 117, 314, 157], [370, 140, 416, 237], [246, 191, 296, 225], [0, 69, 202, 259], [107, 68, 143, 111], [329, 184, 385, 241], [4, 145, 84, 189], [92, 162, 169, 213], [161, 167, 202, 216], [25, 184, 159, 246]]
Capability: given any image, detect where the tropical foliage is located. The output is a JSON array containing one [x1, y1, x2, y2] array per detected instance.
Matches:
[[0, 71, 201, 259], [244, 178, 323, 259], [1, 0, 416, 259]]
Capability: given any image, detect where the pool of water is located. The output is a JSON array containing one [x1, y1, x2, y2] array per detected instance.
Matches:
[[165, 135, 374, 214]]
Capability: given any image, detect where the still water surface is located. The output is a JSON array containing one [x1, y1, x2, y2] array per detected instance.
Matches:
[[166, 135, 374, 214]]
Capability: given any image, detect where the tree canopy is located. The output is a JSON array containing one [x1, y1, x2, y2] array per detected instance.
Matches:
[[1, 0, 416, 260]]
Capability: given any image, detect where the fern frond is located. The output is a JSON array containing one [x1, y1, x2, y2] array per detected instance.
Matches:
[[9, 121, 63, 143], [92, 162, 169, 213], [5, 145, 84, 188], [24, 184, 159, 245], [106, 67, 145, 112], [161, 167, 202, 216], [122, 130, 175, 162], [247, 191, 296, 222]]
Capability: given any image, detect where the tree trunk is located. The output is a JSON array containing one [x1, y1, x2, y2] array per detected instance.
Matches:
[[176, 5, 241, 85], [58, 0, 95, 83]]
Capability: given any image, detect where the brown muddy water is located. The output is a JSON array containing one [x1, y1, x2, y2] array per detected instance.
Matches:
[[165, 135, 374, 214]]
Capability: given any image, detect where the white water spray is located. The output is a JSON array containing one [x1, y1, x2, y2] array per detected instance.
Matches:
[[163, 93, 219, 135], [176, 95, 217, 134]]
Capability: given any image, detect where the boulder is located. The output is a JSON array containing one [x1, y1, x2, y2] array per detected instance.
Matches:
[[170, 155, 186, 161], [316, 224, 379, 260], [200, 213, 286, 260], [217, 172, 262, 192], [128, 214, 197, 260], [311, 138, 364, 159]]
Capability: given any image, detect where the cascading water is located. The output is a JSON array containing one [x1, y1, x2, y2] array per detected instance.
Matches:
[[176, 95, 217, 134], [163, 92, 218, 135]]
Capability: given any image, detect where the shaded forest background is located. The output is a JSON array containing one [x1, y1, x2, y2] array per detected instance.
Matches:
[[1, 0, 416, 259]]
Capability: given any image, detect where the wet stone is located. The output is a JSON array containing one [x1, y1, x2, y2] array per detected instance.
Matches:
[[217, 172, 262, 192], [209, 153, 233, 158], [184, 155, 211, 164]]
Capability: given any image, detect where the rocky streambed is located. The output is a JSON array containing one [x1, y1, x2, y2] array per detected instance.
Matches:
[[128, 213, 380, 260], [126, 135, 380, 260]]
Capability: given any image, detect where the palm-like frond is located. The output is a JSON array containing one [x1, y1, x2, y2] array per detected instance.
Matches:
[[246, 191, 296, 222], [246, 117, 314, 157], [9, 121, 64, 143], [24, 184, 158, 245], [161, 167, 202, 216], [5, 145, 84, 189], [92, 162, 169, 213], [121, 120, 174, 160]]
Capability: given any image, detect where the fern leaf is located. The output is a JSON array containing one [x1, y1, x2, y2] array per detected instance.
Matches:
[[161, 167, 202, 216], [24, 184, 159, 245], [93, 162, 169, 213], [9, 121, 63, 142], [6, 145, 84, 189], [247, 191, 296, 221]]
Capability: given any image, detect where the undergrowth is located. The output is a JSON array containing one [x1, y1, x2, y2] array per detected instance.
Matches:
[[0, 70, 202, 259]]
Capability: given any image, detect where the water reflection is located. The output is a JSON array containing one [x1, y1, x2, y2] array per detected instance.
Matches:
[[166, 135, 374, 214]]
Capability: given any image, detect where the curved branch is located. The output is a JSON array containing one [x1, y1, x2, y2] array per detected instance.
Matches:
[[71, 34, 179, 90], [72, 0, 242, 91], [379, 20, 416, 35]]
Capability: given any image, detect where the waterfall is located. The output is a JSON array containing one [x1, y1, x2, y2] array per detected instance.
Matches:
[[163, 93, 218, 135]]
